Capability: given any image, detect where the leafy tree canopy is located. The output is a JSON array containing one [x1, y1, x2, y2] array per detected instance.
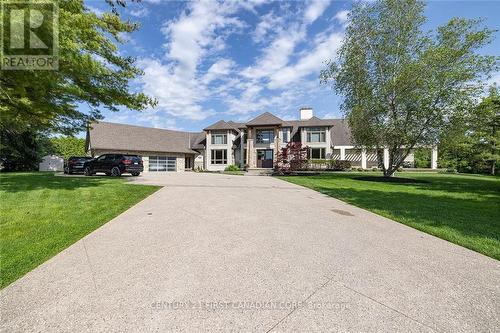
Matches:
[[439, 86, 499, 174], [49, 136, 86, 159], [0, 0, 156, 135], [320, 0, 499, 176]]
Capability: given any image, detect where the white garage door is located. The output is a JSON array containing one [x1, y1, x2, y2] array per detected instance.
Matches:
[[149, 156, 176, 171]]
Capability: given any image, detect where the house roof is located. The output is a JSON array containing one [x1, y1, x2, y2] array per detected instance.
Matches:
[[283, 117, 336, 138], [246, 112, 283, 126], [203, 120, 235, 131], [87, 121, 201, 154], [330, 119, 352, 146]]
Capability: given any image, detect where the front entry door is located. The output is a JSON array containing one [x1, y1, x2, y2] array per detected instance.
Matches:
[[257, 149, 273, 168]]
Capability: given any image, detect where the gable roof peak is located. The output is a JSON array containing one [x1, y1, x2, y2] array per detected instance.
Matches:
[[246, 112, 283, 126]]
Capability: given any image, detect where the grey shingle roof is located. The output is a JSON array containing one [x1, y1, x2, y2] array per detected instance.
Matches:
[[203, 120, 235, 131], [191, 132, 206, 150], [330, 119, 352, 146], [281, 118, 352, 146], [246, 112, 283, 126], [87, 121, 201, 154]]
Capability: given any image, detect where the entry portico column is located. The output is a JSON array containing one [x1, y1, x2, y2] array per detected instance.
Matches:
[[340, 147, 345, 160], [361, 148, 367, 169], [383, 148, 389, 169], [431, 147, 438, 169]]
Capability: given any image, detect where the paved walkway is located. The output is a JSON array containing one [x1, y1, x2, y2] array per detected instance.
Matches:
[[1, 172, 499, 332]]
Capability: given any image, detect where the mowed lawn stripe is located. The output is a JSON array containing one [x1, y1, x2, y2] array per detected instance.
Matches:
[[0, 173, 161, 289], [279, 172, 500, 260]]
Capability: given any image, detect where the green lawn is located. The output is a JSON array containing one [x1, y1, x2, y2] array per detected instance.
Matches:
[[279, 172, 500, 260], [0, 173, 161, 289]]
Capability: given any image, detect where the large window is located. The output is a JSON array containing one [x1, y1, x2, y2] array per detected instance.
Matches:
[[211, 132, 227, 145], [211, 149, 227, 164], [309, 148, 326, 159], [306, 127, 326, 143], [281, 128, 289, 143], [149, 156, 176, 171], [256, 129, 274, 144]]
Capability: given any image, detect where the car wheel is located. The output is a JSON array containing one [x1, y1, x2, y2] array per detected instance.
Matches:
[[131, 172, 140, 176], [111, 167, 121, 177], [84, 167, 92, 176], [64, 167, 68, 174]]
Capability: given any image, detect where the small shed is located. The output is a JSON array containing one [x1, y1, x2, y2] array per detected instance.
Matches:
[[39, 155, 64, 172]]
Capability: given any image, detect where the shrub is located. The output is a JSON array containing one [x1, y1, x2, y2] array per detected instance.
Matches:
[[371, 167, 378, 171], [439, 168, 458, 174], [275, 142, 308, 172], [328, 159, 352, 171], [357, 167, 364, 171], [224, 164, 240, 171], [309, 159, 329, 170]]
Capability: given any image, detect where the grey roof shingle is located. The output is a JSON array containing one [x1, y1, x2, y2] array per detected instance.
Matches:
[[203, 120, 236, 131], [246, 112, 283, 126], [281, 118, 352, 146], [330, 119, 352, 146], [88, 121, 201, 154]]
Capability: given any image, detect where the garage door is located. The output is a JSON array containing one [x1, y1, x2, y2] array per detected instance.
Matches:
[[149, 156, 176, 171]]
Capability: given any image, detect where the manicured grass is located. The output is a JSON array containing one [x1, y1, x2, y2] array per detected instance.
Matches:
[[279, 172, 500, 260], [0, 173, 161, 289]]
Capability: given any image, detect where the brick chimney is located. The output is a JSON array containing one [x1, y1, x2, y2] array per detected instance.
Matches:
[[299, 107, 313, 120]]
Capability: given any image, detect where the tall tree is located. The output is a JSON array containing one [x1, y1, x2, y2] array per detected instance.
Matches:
[[320, 0, 499, 177], [50, 136, 86, 159], [470, 87, 500, 175], [0, 0, 155, 135], [440, 86, 500, 174]]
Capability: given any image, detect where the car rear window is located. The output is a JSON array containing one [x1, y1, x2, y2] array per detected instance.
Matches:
[[70, 157, 91, 161], [124, 155, 141, 161]]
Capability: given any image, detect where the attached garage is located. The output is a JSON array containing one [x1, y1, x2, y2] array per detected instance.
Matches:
[[148, 156, 176, 172], [86, 121, 206, 173]]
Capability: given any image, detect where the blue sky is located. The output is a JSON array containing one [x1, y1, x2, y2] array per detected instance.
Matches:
[[85, 0, 500, 132]]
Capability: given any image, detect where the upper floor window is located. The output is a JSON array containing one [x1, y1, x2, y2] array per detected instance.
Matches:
[[306, 127, 326, 143], [256, 129, 274, 144], [281, 128, 289, 143], [211, 132, 227, 145]]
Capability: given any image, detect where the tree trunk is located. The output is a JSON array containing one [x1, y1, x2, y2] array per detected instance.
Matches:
[[491, 161, 496, 176], [383, 167, 395, 177]]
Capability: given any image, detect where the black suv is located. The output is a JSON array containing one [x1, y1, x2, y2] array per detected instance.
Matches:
[[64, 156, 93, 174], [83, 154, 143, 177]]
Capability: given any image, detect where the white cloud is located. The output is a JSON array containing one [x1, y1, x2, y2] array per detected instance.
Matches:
[[242, 26, 306, 80], [334, 9, 349, 25], [87, 5, 104, 16], [202, 59, 235, 84], [128, 7, 150, 18], [137, 1, 262, 120], [253, 11, 284, 43], [135, 0, 342, 125], [241, 0, 330, 81], [268, 32, 343, 89], [304, 0, 331, 24], [488, 72, 500, 87]]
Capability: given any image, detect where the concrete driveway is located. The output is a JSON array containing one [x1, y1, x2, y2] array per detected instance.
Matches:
[[1, 172, 499, 332]]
